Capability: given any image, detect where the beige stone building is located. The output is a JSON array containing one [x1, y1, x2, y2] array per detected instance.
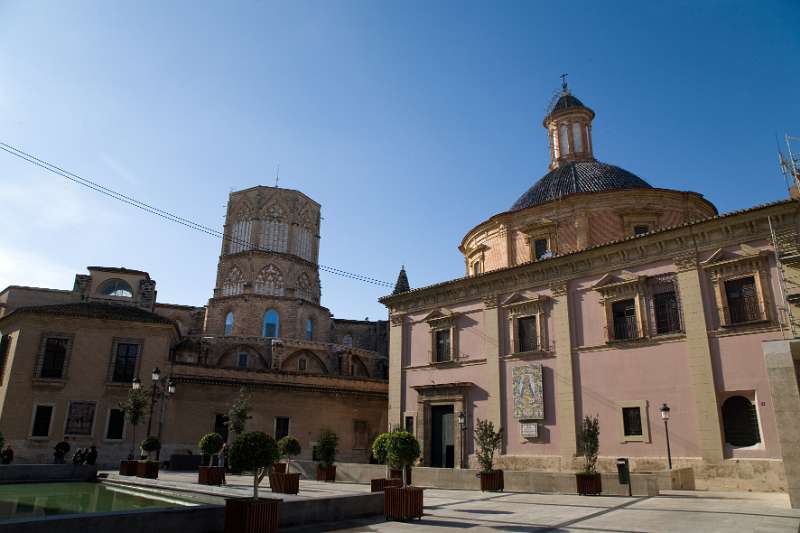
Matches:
[[0, 186, 388, 466]]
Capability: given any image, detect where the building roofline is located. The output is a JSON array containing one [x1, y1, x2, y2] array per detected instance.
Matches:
[[0, 285, 73, 297], [87, 266, 151, 279], [229, 185, 321, 208], [384, 197, 795, 305]]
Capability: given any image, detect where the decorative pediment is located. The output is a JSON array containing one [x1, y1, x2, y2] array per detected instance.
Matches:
[[466, 244, 489, 258], [701, 246, 769, 278], [423, 308, 457, 328], [502, 293, 550, 318], [592, 270, 643, 301]]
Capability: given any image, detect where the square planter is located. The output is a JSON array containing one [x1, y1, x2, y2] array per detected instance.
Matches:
[[390, 467, 412, 485], [136, 461, 159, 479], [371, 478, 403, 492], [576, 472, 602, 495], [479, 470, 504, 492], [198, 465, 226, 486], [316, 464, 336, 482], [119, 460, 138, 476], [269, 472, 300, 495], [224, 497, 280, 533], [273, 463, 287, 474], [384, 486, 423, 521]]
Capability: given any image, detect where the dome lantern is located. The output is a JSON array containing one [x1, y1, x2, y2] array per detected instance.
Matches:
[[544, 75, 595, 170]]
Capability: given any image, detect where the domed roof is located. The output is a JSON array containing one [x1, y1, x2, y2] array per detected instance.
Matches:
[[511, 160, 653, 211], [548, 93, 586, 116]]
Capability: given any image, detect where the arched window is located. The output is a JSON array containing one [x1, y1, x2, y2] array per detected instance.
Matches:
[[262, 309, 280, 338], [722, 395, 761, 447], [259, 204, 288, 252], [222, 266, 245, 296], [98, 279, 133, 298], [224, 312, 234, 336], [305, 318, 313, 341], [254, 264, 284, 296]]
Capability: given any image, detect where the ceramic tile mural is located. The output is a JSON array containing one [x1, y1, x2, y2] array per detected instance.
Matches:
[[512, 364, 543, 419]]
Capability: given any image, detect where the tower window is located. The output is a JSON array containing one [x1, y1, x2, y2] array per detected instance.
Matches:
[[224, 312, 234, 336], [558, 124, 570, 156], [571, 122, 584, 153], [306, 318, 313, 341], [534, 238, 549, 261], [263, 309, 280, 337]]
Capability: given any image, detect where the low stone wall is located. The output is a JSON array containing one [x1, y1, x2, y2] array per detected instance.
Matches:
[[0, 464, 98, 483]]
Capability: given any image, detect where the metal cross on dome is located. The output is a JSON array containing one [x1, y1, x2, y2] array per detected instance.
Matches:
[[560, 73, 568, 92]]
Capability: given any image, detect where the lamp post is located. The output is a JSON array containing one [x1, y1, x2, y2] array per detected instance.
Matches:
[[457, 411, 466, 469], [145, 367, 161, 437], [155, 378, 176, 460], [660, 403, 672, 470]]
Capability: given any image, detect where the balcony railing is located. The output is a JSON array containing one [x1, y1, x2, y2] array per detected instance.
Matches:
[[612, 316, 639, 340], [726, 298, 764, 325]]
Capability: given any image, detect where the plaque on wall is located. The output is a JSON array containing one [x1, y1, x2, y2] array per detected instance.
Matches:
[[520, 421, 539, 438], [512, 364, 543, 419]]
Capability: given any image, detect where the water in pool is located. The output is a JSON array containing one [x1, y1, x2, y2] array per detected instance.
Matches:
[[0, 482, 196, 522]]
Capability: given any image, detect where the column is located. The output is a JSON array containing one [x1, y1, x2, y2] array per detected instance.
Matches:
[[483, 295, 503, 430], [388, 314, 405, 430], [551, 281, 578, 462], [674, 255, 724, 463]]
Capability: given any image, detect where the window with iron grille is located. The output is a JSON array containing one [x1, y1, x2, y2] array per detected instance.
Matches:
[[518, 316, 538, 352], [612, 299, 638, 340], [647, 275, 682, 336], [725, 277, 761, 324], [622, 407, 643, 437], [65, 401, 96, 436], [112, 343, 139, 383], [434, 329, 451, 362], [40, 337, 69, 379], [721, 395, 761, 447]]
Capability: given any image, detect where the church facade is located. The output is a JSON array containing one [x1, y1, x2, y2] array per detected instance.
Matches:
[[0, 186, 388, 465], [381, 84, 800, 493]]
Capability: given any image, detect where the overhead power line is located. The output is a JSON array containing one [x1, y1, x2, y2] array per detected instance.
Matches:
[[0, 142, 393, 289]]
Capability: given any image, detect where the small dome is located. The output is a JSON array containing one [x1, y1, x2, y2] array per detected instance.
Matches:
[[548, 93, 586, 117], [511, 160, 652, 211]]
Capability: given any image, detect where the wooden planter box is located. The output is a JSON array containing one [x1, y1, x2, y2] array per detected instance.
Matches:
[[390, 467, 412, 485], [316, 464, 336, 482], [273, 463, 287, 474], [269, 472, 300, 495], [224, 497, 280, 533], [119, 460, 138, 476], [479, 470, 504, 492], [136, 461, 159, 479], [370, 478, 403, 492], [198, 465, 226, 486], [384, 486, 423, 521], [576, 472, 602, 495]]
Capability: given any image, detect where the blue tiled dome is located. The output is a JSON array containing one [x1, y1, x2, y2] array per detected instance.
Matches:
[[511, 160, 652, 211]]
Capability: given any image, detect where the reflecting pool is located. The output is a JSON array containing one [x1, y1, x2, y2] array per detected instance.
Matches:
[[0, 482, 196, 523]]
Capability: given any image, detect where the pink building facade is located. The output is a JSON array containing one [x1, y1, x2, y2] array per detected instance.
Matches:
[[381, 84, 800, 492]]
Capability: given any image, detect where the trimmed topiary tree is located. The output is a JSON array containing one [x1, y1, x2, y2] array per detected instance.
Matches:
[[140, 436, 161, 460], [199, 432, 225, 466], [317, 429, 338, 467], [229, 431, 280, 499], [579, 414, 600, 474], [277, 436, 301, 464], [120, 387, 148, 459], [371, 432, 392, 469], [385, 431, 420, 486], [474, 418, 502, 473]]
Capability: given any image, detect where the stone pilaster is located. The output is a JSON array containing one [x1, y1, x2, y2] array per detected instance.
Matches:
[[388, 313, 405, 430], [482, 295, 503, 441], [551, 281, 577, 461], [674, 255, 724, 463]]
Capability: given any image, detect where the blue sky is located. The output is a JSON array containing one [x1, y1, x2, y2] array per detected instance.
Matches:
[[1, 1, 798, 320]]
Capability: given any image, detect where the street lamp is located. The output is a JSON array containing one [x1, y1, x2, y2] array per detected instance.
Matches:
[[131, 377, 141, 390], [151, 367, 161, 382], [145, 368, 160, 437], [156, 378, 177, 460], [660, 403, 672, 470], [457, 411, 466, 469]]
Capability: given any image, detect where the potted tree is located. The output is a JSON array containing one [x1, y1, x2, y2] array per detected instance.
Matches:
[[270, 436, 301, 494], [370, 432, 403, 492], [474, 418, 504, 492], [137, 436, 161, 479], [315, 429, 338, 482], [576, 414, 602, 495], [119, 387, 148, 476], [198, 432, 226, 485], [226, 388, 252, 474], [225, 431, 281, 533], [383, 431, 423, 521]]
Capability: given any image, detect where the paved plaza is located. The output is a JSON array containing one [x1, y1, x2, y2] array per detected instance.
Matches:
[[101, 471, 800, 533]]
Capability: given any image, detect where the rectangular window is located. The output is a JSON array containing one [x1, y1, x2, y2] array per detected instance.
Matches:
[[31, 405, 53, 437], [725, 276, 761, 324], [0, 334, 10, 385], [534, 238, 549, 260], [634, 225, 650, 236], [435, 329, 451, 362], [622, 407, 643, 437], [106, 408, 125, 440], [558, 124, 570, 155], [353, 420, 369, 449], [238, 352, 248, 369], [112, 343, 139, 383], [64, 401, 96, 436], [405, 416, 414, 434], [298, 358, 307, 371], [572, 122, 584, 153], [40, 337, 68, 379], [472, 261, 481, 275], [653, 290, 681, 334], [518, 316, 538, 352], [214, 414, 229, 442], [275, 416, 290, 441], [612, 299, 638, 340]]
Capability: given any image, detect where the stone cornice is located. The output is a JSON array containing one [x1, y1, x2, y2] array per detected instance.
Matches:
[[381, 200, 799, 314]]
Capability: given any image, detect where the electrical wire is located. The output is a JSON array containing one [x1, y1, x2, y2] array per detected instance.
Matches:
[[0, 141, 394, 288]]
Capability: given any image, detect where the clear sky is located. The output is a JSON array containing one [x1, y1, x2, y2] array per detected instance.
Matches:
[[1, 1, 798, 320]]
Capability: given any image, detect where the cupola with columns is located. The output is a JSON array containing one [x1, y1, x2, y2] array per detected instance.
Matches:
[[545, 75, 595, 169]]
